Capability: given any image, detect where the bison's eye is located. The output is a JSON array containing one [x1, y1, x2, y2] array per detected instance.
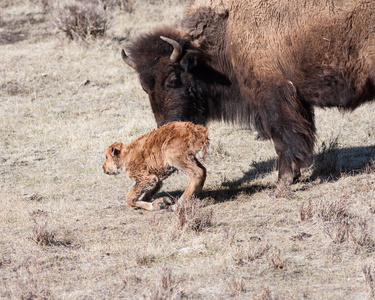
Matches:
[[105, 155, 108, 160], [166, 74, 180, 89]]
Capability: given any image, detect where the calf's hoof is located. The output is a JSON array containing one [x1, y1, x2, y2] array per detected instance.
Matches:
[[158, 202, 166, 210], [153, 197, 174, 210], [163, 196, 175, 205]]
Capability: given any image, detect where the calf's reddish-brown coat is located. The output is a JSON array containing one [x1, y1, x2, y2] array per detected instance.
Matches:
[[103, 121, 209, 211]]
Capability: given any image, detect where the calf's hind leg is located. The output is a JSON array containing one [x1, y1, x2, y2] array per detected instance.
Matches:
[[178, 156, 206, 201], [126, 177, 168, 211]]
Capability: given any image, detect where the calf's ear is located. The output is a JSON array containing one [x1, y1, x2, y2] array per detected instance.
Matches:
[[111, 143, 122, 157], [180, 50, 199, 72]]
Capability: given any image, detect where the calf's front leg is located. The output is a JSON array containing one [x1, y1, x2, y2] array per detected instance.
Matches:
[[126, 178, 168, 211]]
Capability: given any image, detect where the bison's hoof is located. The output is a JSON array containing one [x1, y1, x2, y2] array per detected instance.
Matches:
[[158, 202, 166, 210], [273, 185, 291, 198], [271, 176, 293, 198]]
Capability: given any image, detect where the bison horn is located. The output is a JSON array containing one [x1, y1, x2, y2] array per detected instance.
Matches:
[[121, 49, 136, 69], [160, 36, 182, 63]]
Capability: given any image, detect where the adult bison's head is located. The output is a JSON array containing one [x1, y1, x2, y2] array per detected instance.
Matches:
[[121, 29, 224, 127]]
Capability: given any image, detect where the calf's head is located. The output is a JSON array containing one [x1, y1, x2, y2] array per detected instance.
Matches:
[[103, 142, 124, 175]]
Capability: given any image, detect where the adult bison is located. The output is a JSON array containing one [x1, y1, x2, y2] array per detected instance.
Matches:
[[121, 0, 375, 194]]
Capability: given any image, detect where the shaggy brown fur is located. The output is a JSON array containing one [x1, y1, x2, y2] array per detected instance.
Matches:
[[103, 121, 209, 211], [122, 0, 374, 195]]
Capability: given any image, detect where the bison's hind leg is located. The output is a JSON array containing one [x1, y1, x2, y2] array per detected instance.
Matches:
[[260, 80, 316, 196]]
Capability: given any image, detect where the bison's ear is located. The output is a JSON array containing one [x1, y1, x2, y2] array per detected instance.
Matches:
[[111, 143, 122, 157], [180, 50, 199, 72]]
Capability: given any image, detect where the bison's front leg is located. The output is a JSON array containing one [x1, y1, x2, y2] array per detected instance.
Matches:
[[273, 141, 304, 197]]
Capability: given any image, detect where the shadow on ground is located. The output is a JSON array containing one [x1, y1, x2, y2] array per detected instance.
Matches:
[[157, 145, 375, 203]]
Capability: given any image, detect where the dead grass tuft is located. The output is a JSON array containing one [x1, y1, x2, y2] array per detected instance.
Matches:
[[225, 276, 246, 297], [30, 217, 55, 247], [144, 265, 182, 300], [312, 198, 351, 244], [349, 217, 375, 253], [223, 228, 236, 246], [363, 265, 375, 300], [134, 250, 156, 266], [267, 247, 285, 270], [232, 241, 287, 272], [101, 0, 135, 12], [173, 197, 214, 233], [314, 199, 355, 245], [323, 217, 350, 244], [300, 199, 313, 221], [363, 160, 375, 174], [51, 1, 109, 40], [30, 216, 76, 247], [233, 242, 272, 266], [315, 197, 349, 222], [301, 198, 374, 250], [366, 125, 375, 138]]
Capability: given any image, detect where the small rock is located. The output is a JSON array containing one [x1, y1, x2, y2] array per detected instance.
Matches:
[[22, 193, 43, 201], [80, 79, 90, 86], [290, 232, 312, 241], [176, 244, 206, 255]]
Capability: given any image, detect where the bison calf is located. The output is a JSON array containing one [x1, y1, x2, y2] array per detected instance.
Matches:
[[103, 121, 209, 211]]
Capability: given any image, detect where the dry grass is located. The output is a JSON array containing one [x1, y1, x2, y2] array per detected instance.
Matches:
[[12, 262, 53, 300], [51, 1, 109, 40], [363, 265, 375, 300], [225, 276, 246, 297], [144, 265, 183, 300], [1, 0, 375, 299], [30, 216, 56, 246], [172, 196, 214, 233], [299, 197, 375, 252], [101, 0, 136, 12]]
